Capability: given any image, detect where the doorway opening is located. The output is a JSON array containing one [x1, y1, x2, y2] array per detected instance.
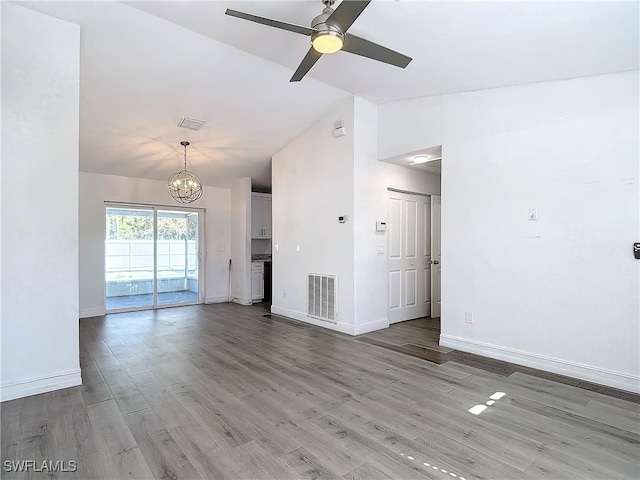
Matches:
[[105, 205, 203, 312]]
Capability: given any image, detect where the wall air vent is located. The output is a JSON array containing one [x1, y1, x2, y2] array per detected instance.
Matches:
[[177, 117, 205, 130], [307, 274, 337, 323]]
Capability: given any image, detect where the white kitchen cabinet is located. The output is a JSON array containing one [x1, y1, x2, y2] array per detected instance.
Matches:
[[251, 194, 272, 238], [251, 261, 264, 301]]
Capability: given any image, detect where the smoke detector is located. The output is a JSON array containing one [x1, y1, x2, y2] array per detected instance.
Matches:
[[177, 117, 205, 130]]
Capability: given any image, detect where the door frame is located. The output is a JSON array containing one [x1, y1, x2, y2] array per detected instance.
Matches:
[[104, 202, 205, 313], [430, 195, 441, 318]]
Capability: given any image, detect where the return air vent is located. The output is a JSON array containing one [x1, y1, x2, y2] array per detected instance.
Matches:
[[177, 117, 205, 130], [307, 274, 337, 323]]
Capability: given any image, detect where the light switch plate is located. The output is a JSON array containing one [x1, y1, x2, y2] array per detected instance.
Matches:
[[465, 311, 474, 324]]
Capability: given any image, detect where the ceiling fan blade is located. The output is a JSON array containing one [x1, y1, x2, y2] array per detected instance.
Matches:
[[290, 48, 323, 82], [343, 34, 412, 68], [225, 9, 315, 36], [327, 0, 371, 33]]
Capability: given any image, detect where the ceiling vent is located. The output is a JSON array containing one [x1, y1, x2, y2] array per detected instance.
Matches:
[[177, 117, 205, 130]]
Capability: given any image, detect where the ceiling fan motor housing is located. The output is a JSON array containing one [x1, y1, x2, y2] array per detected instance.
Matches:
[[311, 7, 344, 45]]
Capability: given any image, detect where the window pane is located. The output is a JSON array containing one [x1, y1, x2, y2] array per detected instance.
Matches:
[[156, 210, 199, 306], [105, 208, 154, 310]]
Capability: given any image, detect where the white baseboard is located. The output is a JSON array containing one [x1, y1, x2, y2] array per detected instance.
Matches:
[[440, 334, 640, 394], [204, 295, 230, 304], [354, 318, 389, 336], [79, 307, 105, 319], [1, 369, 82, 402], [271, 306, 355, 335]]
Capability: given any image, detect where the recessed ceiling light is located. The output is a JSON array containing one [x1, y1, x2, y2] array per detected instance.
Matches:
[[409, 154, 442, 166], [411, 155, 431, 164]]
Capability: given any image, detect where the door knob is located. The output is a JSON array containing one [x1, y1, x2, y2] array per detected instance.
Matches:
[[433, 260, 439, 265]]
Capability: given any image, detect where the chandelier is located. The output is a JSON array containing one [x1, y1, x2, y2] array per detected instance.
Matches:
[[168, 141, 203, 204]]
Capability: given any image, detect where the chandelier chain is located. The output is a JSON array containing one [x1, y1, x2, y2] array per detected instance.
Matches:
[[183, 142, 188, 169]]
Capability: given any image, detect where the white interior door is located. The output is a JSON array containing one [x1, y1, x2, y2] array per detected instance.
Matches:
[[430, 195, 442, 318], [388, 191, 430, 323]]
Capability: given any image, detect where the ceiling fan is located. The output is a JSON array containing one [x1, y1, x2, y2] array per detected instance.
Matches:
[[225, 0, 412, 82]]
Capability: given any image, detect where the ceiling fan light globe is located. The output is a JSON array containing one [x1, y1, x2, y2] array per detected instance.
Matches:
[[312, 31, 344, 54]]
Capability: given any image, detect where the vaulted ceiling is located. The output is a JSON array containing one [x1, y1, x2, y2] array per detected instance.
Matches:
[[16, 1, 640, 189]]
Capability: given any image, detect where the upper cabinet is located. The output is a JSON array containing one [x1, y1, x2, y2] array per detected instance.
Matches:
[[251, 193, 272, 238]]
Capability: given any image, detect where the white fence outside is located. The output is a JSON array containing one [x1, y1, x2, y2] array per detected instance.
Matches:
[[106, 240, 197, 278]]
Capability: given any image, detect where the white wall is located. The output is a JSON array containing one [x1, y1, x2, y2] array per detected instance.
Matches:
[[353, 97, 441, 334], [272, 98, 356, 333], [1, 4, 81, 401], [79, 172, 231, 316], [272, 96, 441, 334], [379, 72, 640, 392], [230, 177, 252, 304]]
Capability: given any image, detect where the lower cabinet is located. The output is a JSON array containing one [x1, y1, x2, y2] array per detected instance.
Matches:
[[251, 261, 264, 301]]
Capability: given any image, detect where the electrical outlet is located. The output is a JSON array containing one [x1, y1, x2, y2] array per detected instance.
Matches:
[[465, 311, 474, 324]]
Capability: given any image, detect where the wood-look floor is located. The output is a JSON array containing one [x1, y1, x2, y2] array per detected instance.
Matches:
[[2, 303, 639, 480], [354, 317, 640, 405]]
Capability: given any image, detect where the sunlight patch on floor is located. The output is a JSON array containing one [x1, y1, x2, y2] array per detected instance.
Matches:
[[468, 391, 506, 415], [399, 452, 467, 479]]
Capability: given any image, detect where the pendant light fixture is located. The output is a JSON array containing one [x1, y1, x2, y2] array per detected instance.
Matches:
[[168, 141, 203, 204]]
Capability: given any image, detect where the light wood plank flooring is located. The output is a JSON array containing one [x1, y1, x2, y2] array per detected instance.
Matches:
[[2, 303, 639, 479]]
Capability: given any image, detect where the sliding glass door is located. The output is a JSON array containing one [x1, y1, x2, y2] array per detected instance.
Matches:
[[105, 205, 202, 312], [105, 207, 154, 310], [157, 210, 199, 306]]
